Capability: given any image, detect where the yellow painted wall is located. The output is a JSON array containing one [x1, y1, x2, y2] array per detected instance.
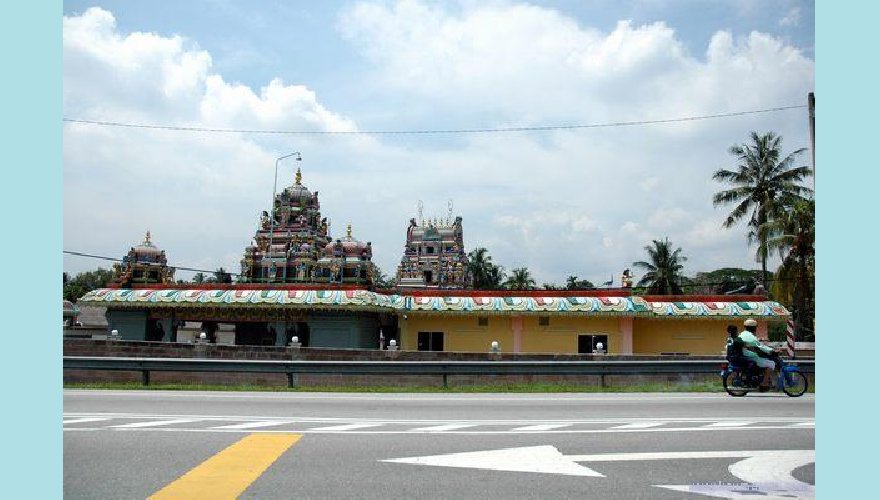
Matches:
[[401, 314, 617, 354], [632, 319, 729, 355], [520, 316, 618, 354], [401, 314, 767, 355], [401, 314, 513, 352]]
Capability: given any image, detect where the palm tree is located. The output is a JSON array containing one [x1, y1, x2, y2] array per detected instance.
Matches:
[[505, 267, 536, 290], [713, 131, 812, 288], [763, 197, 815, 340], [633, 238, 688, 295], [467, 247, 506, 289]]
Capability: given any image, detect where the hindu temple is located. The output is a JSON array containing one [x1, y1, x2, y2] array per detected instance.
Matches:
[[239, 167, 375, 286], [394, 213, 470, 289], [109, 231, 175, 287]]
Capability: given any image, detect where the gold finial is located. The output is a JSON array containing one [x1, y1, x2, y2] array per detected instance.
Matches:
[[347, 222, 352, 239], [295, 167, 302, 185], [144, 230, 152, 246]]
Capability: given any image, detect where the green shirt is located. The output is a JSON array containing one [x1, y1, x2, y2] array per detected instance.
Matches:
[[738, 330, 773, 360]]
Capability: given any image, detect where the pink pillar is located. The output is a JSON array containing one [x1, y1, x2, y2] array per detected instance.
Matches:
[[757, 320, 769, 341], [617, 317, 633, 354], [512, 316, 523, 353]]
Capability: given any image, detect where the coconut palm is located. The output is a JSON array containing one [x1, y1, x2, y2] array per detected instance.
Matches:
[[632, 238, 688, 295], [713, 131, 812, 288], [763, 197, 815, 340], [505, 267, 536, 290], [467, 247, 506, 289]]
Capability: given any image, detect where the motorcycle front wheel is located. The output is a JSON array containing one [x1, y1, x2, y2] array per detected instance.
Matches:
[[782, 371, 808, 397]]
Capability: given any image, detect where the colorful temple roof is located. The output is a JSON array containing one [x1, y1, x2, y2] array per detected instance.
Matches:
[[79, 288, 790, 319], [109, 231, 175, 286], [240, 167, 375, 286]]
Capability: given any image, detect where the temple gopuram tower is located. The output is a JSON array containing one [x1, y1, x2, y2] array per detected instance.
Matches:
[[314, 223, 377, 285], [110, 231, 175, 286], [241, 167, 332, 283], [395, 213, 470, 289], [240, 167, 375, 286]]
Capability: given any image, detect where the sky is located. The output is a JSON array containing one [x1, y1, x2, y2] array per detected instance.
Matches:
[[62, 0, 815, 287]]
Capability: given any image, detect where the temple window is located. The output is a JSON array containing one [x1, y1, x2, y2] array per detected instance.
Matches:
[[539, 316, 550, 327], [478, 317, 489, 327]]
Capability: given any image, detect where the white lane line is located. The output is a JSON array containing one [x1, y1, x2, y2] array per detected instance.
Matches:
[[791, 422, 815, 427], [111, 419, 198, 429], [83, 424, 814, 435], [211, 421, 293, 430], [705, 421, 752, 427], [610, 422, 665, 429], [410, 424, 477, 432], [307, 423, 383, 431], [63, 417, 112, 425], [512, 424, 573, 431]]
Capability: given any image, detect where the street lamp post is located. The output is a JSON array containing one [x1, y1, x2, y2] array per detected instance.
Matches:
[[265, 151, 302, 283]]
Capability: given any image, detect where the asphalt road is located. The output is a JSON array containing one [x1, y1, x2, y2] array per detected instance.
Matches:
[[64, 390, 815, 499]]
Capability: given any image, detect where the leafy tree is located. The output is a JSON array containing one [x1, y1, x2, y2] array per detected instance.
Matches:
[[686, 267, 768, 295], [566, 275, 595, 290], [467, 247, 506, 289], [63, 268, 115, 302], [210, 267, 232, 284], [372, 267, 394, 289], [504, 267, 536, 290], [713, 131, 812, 288], [192, 272, 206, 284], [632, 238, 688, 295]]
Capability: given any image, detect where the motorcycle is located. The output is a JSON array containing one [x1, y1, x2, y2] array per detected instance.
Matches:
[[720, 353, 808, 397]]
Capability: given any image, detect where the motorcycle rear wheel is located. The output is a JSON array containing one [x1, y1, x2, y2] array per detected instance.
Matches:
[[722, 372, 749, 397]]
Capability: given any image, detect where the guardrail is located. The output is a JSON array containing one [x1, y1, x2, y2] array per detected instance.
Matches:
[[63, 356, 815, 388]]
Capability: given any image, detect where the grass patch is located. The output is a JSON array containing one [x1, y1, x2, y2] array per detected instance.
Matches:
[[64, 380, 734, 393]]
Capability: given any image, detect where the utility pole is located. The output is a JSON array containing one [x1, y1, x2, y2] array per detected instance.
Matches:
[[808, 92, 815, 190]]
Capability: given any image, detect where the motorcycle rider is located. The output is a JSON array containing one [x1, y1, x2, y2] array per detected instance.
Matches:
[[738, 318, 777, 391], [725, 324, 753, 369]]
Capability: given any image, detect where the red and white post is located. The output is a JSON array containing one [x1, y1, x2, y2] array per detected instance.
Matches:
[[786, 319, 796, 359]]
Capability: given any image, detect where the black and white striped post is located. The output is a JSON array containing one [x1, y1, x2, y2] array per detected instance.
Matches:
[[786, 320, 796, 359]]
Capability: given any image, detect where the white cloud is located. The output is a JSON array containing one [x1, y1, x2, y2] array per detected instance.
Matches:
[[780, 7, 800, 27], [64, 3, 812, 288]]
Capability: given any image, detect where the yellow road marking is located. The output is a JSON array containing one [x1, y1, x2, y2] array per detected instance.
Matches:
[[149, 433, 301, 500]]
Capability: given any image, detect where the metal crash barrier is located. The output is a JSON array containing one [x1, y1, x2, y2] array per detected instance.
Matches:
[[63, 356, 815, 389]]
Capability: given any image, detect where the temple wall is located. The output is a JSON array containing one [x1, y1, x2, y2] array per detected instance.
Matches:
[[402, 314, 618, 354], [633, 319, 730, 355], [520, 316, 619, 354], [105, 310, 148, 341], [309, 312, 378, 349]]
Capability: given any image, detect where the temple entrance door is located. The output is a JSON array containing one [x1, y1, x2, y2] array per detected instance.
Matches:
[[417, 331, 444, 351], [423, 270, 433, 284]]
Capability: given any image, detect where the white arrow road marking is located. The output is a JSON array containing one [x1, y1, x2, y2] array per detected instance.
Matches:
[[382, 446, 604, 477], [383, 446, 814, 496], [657, 450, 815, 499], [609, 422, 664, 429], [409, 424, 477, 432], [211, 421, 293, 430], [111, 419, 198, 428], [511, 424, 573, 431]]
